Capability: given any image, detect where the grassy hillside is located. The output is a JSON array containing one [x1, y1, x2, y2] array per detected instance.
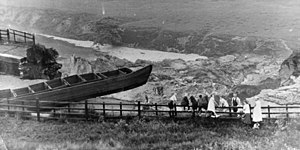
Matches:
[[1, 115, 300, 150]]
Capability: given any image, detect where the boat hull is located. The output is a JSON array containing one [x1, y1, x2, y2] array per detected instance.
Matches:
[[6, 65, 152, 111]]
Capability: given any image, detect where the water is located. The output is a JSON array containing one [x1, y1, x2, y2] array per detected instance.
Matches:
[[38, 34, 208, 62]]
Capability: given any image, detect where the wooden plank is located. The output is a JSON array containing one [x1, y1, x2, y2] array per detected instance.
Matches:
[[44, 82, 52, 90], [97, 73, 108, 79], [28, 87, 35, 93], [10, 89, 17, 97], [77, 75, 87, 82], [61, 78, 71, 86], [118, 70, 127, 75], [93, 73, 101, 79]]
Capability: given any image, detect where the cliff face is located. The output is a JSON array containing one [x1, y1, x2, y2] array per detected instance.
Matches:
[[1, 5, 300, 104], [0, 6, 296, 58]]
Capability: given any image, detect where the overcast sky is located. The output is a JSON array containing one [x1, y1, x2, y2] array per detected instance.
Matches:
[[0, 0, 104, 13]]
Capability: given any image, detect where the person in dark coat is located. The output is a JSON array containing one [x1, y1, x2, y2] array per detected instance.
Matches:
[[198, 95, 209, 113], [168, 100, 175, 117], [181, 93, 190, 111], [190, 95, 198, 117]]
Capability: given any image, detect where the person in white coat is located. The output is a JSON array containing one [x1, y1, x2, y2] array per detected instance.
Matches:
[[252, 98, 263, 129], [207, 95, 219, 118]]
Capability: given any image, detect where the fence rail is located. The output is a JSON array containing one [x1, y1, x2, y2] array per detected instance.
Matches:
[[0, 29, 35, 45], [1, 99, 300, 122]]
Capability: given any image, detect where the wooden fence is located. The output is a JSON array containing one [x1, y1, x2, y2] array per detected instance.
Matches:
[[1, 99, 300, 122], [0, 29, 35, 45]]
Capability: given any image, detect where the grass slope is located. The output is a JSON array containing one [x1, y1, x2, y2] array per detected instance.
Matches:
[[1, 116, 300, 150]]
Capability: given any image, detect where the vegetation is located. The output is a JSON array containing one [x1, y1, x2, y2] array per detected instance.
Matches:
[[92, 17, 123, 46], [1, 115, 300, 150]]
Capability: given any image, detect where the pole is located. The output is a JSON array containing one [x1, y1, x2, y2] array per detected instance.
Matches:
[[85, 100, 88, 121], [36, 98, 40, 122], [24, 32, 26, 43], [155, 103, 158, 116], [22, 101, 25, 111], [103, 102, 106, 120], [229, 107, 232, 117], [138, 101, 141, 118], [6, 29, 10, 41], [7, 99, 9, 110], [286, 104, 289, 119], [68, 104, 70, 113], [120, 102, 122, 117], [13, 30, 15, 42], [268, 105, 270, 119], [174, 103, 177, 117], [32, 34, 35, 45]]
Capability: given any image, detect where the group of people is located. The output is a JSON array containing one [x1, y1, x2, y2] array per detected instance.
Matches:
[[167, 92, 263, 129]]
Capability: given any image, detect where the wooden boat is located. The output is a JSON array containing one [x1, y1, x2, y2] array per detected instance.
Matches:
[[0, 65, 152, 111]]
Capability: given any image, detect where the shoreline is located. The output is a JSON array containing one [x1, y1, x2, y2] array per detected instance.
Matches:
[[37, 33, 208, 62]]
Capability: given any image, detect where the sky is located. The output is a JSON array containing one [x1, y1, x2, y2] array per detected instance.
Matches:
[[0, 0, 104, 13]]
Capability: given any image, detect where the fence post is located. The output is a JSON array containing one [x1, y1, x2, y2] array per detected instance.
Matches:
[[13, 30, 16, 42], [268, 105, 270, 119], [103, 102, 106, 120], [36, 98, 40, 122], [6, 29, 10, 41], [0, 31, 2, 40], [32, 34, 35, 45], [155, 103, 158, 116], [286, 104, 289, 119], [24, 32, 26, 43], [120, 102, 122, 117], [229, 107, 232, 117], [68, 104, 70, 113], [85, 100, 88, 121], [174, 103, 177, 117], [7, 99, 9, 110], [138, 101, 141, 118], [22, 101, 25, 111]]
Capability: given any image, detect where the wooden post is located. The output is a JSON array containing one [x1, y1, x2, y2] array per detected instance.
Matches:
[[268, 105, 270, 119], [229, 107, 232, 117], [6, 29, 10, 41], [7, 99, 9, 110], [138, 101, 141, 118], [85, 100, 88, 121], [286, 104, 289, 119], [32, 34, 35, 45], [68, 104, 70, 113], [24, 32, 26, 43], [13, 30, 16, 42], [174, 104, 177, 117], [22, 101, 25, 111], [0, 31, 2, 40], [36, 98, 40, 122], [155, 103, 158, 116], [103, 102, 106, 119], [120, 102, 122, 117]]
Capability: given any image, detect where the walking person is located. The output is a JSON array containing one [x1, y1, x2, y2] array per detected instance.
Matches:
[[168, 93, 177, 117], [207, 94, 219, 118], [252, 98, 263, 129], [241, 100, 252, 125], [231, 92, 241, 116], [190, 95, 198, 117]]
